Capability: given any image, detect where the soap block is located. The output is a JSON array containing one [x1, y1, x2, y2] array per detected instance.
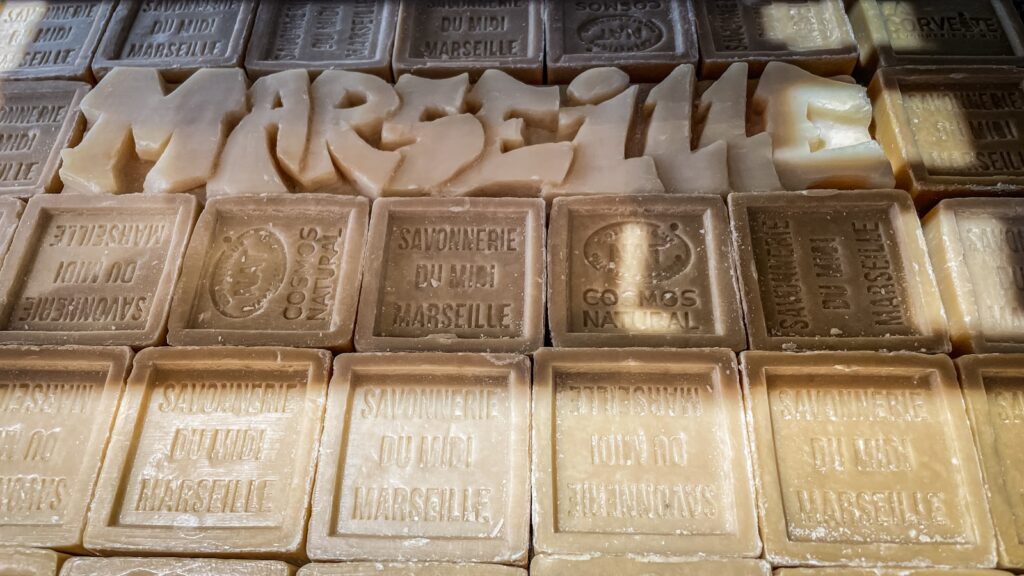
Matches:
[[545, 0, 699, 83], [83, 347, 329, 560], [530, 558, 771, 576], [392, 1, 542, 83], [0, 548, 66, 576], [958, 354, 1024, 569], [0, 194, 196, 347], [245, 1, 398, 79], [0, 2, 114, 81], [547, 195, 745, 349], [776, 569, 1013, 576], [742, 351, 996, 567], [729, 190, 950, 352], [308, 353, 530, 564], [695, 0, 858, 77], [870, 67, 1024, 208], [60, 557, 295, 576], [92, 0, 257, 80], [299, 565, 525, 576], [533, 348, 759, 557], [0, 197, 22, 267], [167, 195, 368, 349], [354, 198, 545, 353]]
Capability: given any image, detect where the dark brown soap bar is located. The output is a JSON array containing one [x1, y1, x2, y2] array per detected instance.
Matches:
[[0, 2, 114, 81], [546, 0, 698, 83], [245, 0, 398, 79], [393, 0, 542, 83], [92, 0, 257, 81]]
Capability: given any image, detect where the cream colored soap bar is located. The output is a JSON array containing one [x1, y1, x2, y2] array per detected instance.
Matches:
[[0, 547, 66, 576], [299, 564, 526, 576], [531, 557, 771, 576], [84, 347, 329, 560], [776, 569, 1013, 576], [60, 557, 295, 576]]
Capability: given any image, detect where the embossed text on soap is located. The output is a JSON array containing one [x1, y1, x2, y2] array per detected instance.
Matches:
[[957, 214, 1024, 338], [116, 0, 245, 61]]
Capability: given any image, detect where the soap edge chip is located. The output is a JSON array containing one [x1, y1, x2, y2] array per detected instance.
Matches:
[[741, 350, 997, 567], [166, 194, 369, 350], [353, 197, 546, 354], [82, 346, 330, 561], [60, 557, 297, 576], [547, 194, 746, 350], [0, 197, 23, 267], [0, 1, 115, 82], [91, 0, 258, 81], [529, 556, 772, 576], [957, 353, 1024, 569], [299, 563, 527, 576], [0, 547, 68, 576], [531, 347, 761, 558], [0, 193, 197, 347], [244, 0, 398, 80], [728, 189, 951, 353]]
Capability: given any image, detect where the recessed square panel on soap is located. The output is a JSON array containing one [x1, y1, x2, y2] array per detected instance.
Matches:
[[530, 558, 771, 576], [61, 557, 295, 576], [299, 563, 526, 576], [0, 548, 66, 576], [0, 2, 114, 81]]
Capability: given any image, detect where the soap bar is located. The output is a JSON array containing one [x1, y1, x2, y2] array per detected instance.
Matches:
[[742, 351, 995, 567], [545, 0, 699, 83], [392, 1, 542, 83], [92, 0, 257, 80], [694, 0, 858, 77], [308, 353, 530, 564], [0, 548, 66, 576], [354, 198, 545, 353], [167, 195, 368, 350], [0, 194, 196, 347], [869, 67, 1024, 207], [245, 1, 397, 79], [777, 569, 1012, 576], [0, 2, 114, 81], [547, 195, 745, 349], [729, 190, 950, 352], [61, 557, 295, 576], [958, 354, 1024, 569], [299, 565, 525, 576], [0, 197, 22, 267], [849, 0, 1024, 70], [531, 558, 771, 576], [0, 346, 129, 551], [84, 347, 329, 560]]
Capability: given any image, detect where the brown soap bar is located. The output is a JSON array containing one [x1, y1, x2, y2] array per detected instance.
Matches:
[[0, 197, 22, 267], [545, 0, 698, 83], [548, 195, 745, 349], [92, 0, 257, 81], [61, 557, 296, 576], [0, 194, 196, 347], [531, 558, 770, 576], [694, 0, 858, 78], [167, 195, 368, 350], [245, 1, 398, 79], [870, 67, 1024, 207], [849, 0, 1024, 70], [958, 354, 1024, 569], [393, 0, 542, 83], [777, 569, 1013, 576], [354, 198, 545, 353], [0, 548, 67, 576], [0, 2, 114, 81], [0, 346, 129, 551], [84, 347, 329, 560], [742, 351, 996, 567], [532, 348, 760, 557], [308, 353, 530, 564], [729, 190, 950, 352], [300, 565, 525, 576]]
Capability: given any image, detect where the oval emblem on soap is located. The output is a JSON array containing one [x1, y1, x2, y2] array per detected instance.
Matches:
[[210, 228, 286, 319], [584, 221, 692, 283], [578, 16, 664, 53]]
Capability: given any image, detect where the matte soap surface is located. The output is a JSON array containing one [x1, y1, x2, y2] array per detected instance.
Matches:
[[530, 558, 771, 576], [0, 548, 66, 576], [0, 1, 114, 81], [60, 557, 295, 576], [299, 564, 526, 576]]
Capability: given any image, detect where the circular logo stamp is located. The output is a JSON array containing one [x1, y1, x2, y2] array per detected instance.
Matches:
[[584, 221, 692, 283], [578, 16, 664, 53], [210, 227, 286, 319]]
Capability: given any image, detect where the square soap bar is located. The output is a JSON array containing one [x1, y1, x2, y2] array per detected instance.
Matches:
[[354, 198, 545, 353], [0, 197, 22, 267], [870, 67, 1024, 207], [958, 354, 1024, 569], [729, 190, 949, 352], [0, 548, 66, 576], [0, 194, 197, 347], [392, 0, 542, 83], [308, 353, 530, 564], [694, 0, 858, 77], [0, 2, 114, 81], [92, 0, 257, 81], [532, 348, 760, 558], [531, 558, 770, 576], [60, 557, 295, 576], [742, 351, 996, 567], [167, 195, 368, 349], [299, 564, 526, 576], [545, 0, 698, 83], [245, 1, 398, 79], [548, 195, 745, 349], [84, 347, 329, 560], [0, 346, 129, 551]]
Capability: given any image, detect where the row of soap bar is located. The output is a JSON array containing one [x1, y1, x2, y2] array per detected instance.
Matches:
[[0, 346, 1020, 568]]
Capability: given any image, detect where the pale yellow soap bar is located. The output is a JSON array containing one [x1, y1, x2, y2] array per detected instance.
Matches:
[[0, 547, 67, 576], [299, 563, 526, 576], [60, 557, 294, 576], [531, 557, 770, 576]]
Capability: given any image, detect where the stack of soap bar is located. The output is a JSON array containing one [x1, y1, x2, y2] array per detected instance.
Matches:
[[0, 548, 66, 576], [0, 2, 114, 81], [694, 0, 858, 77], [300, 564, 525, 576], [532, 348, 760, 557], [0, 197, 21, 267], [84, 347, 329, 560], [545, 0, 698, 82], [530, 558, 770, 576], [958, 354, 1024, 569], [743, 351, 996, 566], [870, 67, 1024, 207], [61, 557, 295, 576], [729, 190, 950, 352], [245, 1, 397, 79]]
